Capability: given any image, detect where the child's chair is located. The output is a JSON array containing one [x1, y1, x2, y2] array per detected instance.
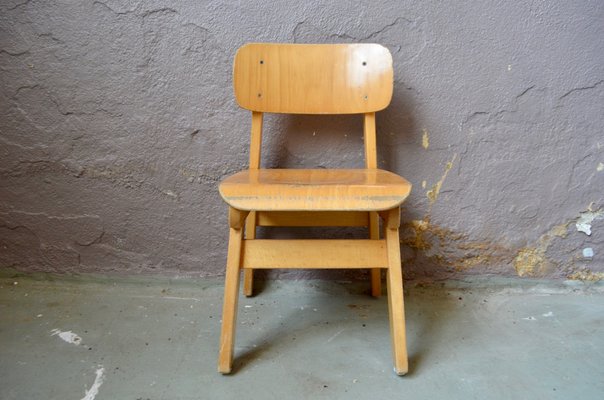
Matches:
[[217, 43, 412, 375]]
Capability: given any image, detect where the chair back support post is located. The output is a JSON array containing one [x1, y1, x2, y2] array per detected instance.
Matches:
[[249, 111, 263, 169], [363, 112, 378, 169]]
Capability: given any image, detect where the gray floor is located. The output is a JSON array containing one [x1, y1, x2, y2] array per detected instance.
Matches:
[[0, 274, 603, 400]]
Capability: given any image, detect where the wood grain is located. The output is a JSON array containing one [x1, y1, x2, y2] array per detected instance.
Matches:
[[219, 43, 410, 375], [219, 169, 411, 211], [241, 239, 388, 269], [364, 112, 378, 169], [234, 43, 393, 114]]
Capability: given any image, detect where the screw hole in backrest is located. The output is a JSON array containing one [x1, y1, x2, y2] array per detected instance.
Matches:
[[362, 61, 367, 66]]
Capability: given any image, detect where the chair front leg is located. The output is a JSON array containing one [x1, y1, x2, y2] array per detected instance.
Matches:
[[384, 207, 408, 375], [218, 207, 249, 374]]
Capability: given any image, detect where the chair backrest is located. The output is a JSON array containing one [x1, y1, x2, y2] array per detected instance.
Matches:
[[233, 43, 393, 114]]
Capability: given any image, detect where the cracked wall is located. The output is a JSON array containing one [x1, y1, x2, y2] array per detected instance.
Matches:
[[1, 0, 603, 280]]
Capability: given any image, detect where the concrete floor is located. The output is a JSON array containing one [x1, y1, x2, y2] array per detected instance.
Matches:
[[0, 274, 603, 400]]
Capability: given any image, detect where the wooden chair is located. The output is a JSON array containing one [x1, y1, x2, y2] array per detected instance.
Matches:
[[217, 43, 412, 375]]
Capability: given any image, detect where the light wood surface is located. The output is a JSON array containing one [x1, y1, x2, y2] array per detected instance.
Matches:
[[234, 43, 393, 114], [218, 208, 246, 374], [244, 111, 262, 296], [219, 43, 410, 376], [369, 211, 382, 297], [249, 111, 263, 169], [228, 206, 249, 230], [219, 169, 411, 212], [364, 112, 381, 297], [384, 207, 408, 375], [243, 211, 256, 297], [241, 239, 388, 269], [364, 112, 378, 169]]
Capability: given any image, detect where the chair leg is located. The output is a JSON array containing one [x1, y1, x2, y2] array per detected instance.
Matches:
[[218, 208, 247, 374], [243, 269, 254, 297], [369, 211, 381, 297], [243, 211, 256, 297], [384, 208, 408, 376]]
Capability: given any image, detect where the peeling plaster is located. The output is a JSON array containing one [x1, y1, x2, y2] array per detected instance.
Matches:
[[582, 248, 594, 259], [576, 208, 604, 236]]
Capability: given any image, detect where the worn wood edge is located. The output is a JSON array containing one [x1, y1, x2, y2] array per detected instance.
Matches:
[[228, 207, 250, 229], [219, 194, 411, 212], [378, 207, 401, 229]]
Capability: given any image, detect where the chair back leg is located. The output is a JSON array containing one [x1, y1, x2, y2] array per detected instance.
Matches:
[[243, 211, 257, 297], [369, 211, 382, 297]]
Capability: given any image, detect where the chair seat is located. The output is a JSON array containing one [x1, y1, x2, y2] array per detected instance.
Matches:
[[219, 169, 412, 211]]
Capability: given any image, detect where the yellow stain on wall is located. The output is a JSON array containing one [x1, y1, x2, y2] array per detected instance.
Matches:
[[422, 129, 430, 149], [401, 215, 589, 279], [513, 248, 547, 277], [567, 269, 604, 281], [406, 219, 432, 250], [401, 218, 511, 271], [426, 154, 457, 204], [549, 223, 569, 238], [513, 222, 569, 277]]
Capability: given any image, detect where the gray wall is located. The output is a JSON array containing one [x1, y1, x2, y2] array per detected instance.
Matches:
[[1, 0, 603, 281]]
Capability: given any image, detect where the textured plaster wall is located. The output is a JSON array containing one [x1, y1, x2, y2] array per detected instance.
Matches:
[[1, 0, 603, 280]]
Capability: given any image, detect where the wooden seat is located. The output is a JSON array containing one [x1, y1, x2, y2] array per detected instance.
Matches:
[[219, 169, 411, 211], [217, 43, 411, 376]]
